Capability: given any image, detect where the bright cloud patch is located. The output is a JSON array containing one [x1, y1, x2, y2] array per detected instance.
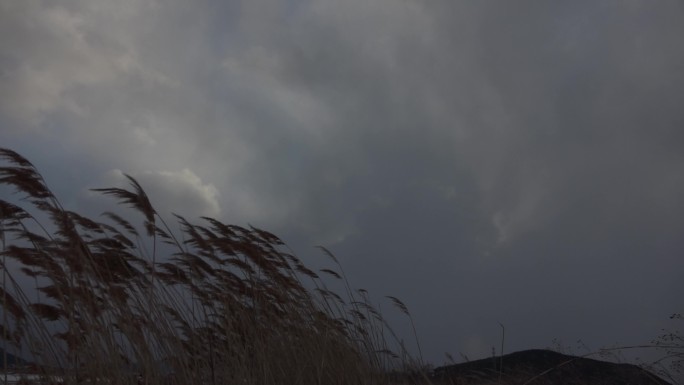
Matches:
[[105, 168, 221, 220]]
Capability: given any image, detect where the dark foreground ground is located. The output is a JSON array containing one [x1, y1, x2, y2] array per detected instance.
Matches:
[[430, 349, 672, 385]]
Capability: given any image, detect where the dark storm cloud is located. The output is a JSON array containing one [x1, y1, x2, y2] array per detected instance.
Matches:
[[243, 1, 684, 362], [1, 0, 683, 369]]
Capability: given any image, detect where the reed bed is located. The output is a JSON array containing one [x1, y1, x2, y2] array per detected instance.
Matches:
[[0, 148, 428, 385]]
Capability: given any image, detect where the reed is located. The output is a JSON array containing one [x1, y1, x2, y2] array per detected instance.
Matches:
[[0, 148, 428, 385]]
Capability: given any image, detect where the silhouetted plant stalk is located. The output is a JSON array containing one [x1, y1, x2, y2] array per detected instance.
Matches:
[[0, 148, 427, 385]]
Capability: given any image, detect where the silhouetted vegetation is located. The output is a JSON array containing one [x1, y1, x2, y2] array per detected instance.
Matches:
[[0, 148, 426, 385], [0, 147, 679, 385]]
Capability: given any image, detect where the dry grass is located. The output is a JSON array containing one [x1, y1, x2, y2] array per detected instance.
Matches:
[[0, 148, 429, 385], [2, 147, 679, 385]]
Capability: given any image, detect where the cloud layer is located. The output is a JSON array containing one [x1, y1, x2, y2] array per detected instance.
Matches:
[[2, 0, 683, 367]]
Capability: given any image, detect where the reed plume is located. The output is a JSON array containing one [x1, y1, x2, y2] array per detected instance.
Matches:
[[0, 148, 426, 385]]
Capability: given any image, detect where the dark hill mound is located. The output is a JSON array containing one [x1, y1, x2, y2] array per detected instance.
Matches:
[[431, 349, 670, 385]]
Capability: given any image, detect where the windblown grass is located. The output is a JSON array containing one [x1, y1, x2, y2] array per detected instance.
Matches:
[[0, 148, 428, 385]]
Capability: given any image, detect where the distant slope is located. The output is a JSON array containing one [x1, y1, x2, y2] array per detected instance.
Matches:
[[431, 349, 671, 385]]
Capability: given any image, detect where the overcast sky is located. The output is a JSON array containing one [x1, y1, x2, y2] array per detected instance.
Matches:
[[2, 0, 683, 370]]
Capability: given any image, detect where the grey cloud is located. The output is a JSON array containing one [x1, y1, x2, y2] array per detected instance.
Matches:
[[246, 1, 684, 364], [1, 0, 683, 371]]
